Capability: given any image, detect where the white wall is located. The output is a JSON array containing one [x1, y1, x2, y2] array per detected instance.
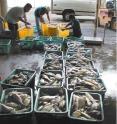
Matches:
[[7, 0, 51, 7]]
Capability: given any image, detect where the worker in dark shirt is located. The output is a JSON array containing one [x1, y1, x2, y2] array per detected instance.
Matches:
[[34, 7, 50, 35], [62, 15, 82, 38]]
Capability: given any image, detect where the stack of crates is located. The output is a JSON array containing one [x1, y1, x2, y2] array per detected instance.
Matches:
[[41, 23, 69, 38]]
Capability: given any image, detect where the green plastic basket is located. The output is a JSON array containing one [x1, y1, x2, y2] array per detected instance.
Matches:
[[20, 40, 34, 49], [1, 68, 36, 89], [0, 39, 11, 54], [68, 92, 104, 123], [34, 87, 68, 117], [0, 87, 33, 124], [50, 36, 63, 44], [65, 36, 83, 42]]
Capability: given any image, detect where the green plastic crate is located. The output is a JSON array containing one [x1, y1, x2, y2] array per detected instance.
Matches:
[[34, 87, 68, 117], [65, 36, 83, 42], [50, 36, 63, 44], [0, 39, 11, 54], [20, 40, 34, 49], [1, 68, 36, 89], [34, 36, 52, 44], [0, 87, 33, 124], [68, 92, 104, 123]]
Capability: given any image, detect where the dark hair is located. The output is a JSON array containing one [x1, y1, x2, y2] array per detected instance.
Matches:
[[69, 15, 75, 20], [24, 3, 32, 8]]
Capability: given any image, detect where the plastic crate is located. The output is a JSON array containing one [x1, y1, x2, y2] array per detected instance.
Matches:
[[43, 59, 64, 71], [65, 59, 95, 70], [1, 69, 36, 89], [66, 77, 106, 99], [41, 23, 58, 36], [50, 36, 63, 44], [44, 50, 63, 59], [34, 36, 51, 44], [68, 91, 104, 123], [18, 27, 34, 39], [37, 70, 64, 88], [19, 39, 34, 50], [67, 42, 85, 52], [48, 24, 58, 36], [34, 87, 68, 116], [41, 23, 49, 36], [0, 87, 33, 124], [44, 43, 61, 51], [65, 36, 84, 42], [58, 28, 69, 38], [0, 39, 11, 54], [66, 51, 92, 60]]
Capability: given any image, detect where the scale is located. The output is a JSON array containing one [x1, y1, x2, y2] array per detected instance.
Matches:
[[78, 0, 108, 45]]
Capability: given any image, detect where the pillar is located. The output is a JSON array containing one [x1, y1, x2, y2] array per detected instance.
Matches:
[[0, 0, 8, 17]]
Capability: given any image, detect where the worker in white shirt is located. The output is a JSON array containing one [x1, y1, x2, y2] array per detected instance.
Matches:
[[5, 3, 32, 39]]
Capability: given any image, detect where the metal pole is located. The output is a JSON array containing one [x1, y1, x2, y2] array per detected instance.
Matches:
[[0, 0, 1, 16], [103, 23, 108, 44], [94, 0, 99, 37]]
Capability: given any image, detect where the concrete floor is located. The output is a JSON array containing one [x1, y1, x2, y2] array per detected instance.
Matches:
[[0, 13, 116, 124]]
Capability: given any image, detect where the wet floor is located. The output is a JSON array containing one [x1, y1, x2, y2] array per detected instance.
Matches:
[[0, 15, 116, 124]]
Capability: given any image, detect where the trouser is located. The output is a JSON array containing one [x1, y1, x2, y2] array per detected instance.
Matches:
[[35, 16, 41, 35], [8, 22, 18, 40]]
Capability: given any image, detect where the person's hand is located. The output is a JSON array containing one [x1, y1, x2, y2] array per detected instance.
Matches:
[[42, 22, 45, 24], [61, 28, 65, 31], [26, 22, 31, 25]]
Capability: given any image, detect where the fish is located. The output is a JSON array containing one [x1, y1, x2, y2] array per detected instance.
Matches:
[[45, 44, 61, 51], [8, 92, 24, 107], [38, 92, 66, 112], [0, 90, 31, 114], [71, 93, 102, 121], [6, 71, 32, 86], [39, 71, 63, 86], [44, 59, 63, 70], [5, 102, 20, 109], [46, 52, 62, 59], [0, 103, 14, 113], [39, 95, 58, 101]]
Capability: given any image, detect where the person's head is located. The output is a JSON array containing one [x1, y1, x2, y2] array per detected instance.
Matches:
[[24, 3, 32, 12], [69, 15, 75, 21]]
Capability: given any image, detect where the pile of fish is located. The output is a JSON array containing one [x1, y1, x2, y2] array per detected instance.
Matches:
[[0, 90, 31, 114], [67, 42, 84, 52], [6, 71, 33, 86], [67, 67, 98, 78], [77, 48, 92, 54], [68, 77, 105, 91], [39, 71, 63, 86], [45, 51, 62, 59], [45, 44, 61, 51], [70, 92, 102, 121], [37, 89, 66, 112], [43, 59, 63, 70], [67, 49, 92, 61], [66, 59, 93, 68]]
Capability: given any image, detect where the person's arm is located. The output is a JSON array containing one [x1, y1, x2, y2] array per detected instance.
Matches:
[[46, 13, 50, 23], [62, 22, 72, 30], [0, 16, 4, 21], [19, 14, 31, 27], [65, 21, 72, 28]]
